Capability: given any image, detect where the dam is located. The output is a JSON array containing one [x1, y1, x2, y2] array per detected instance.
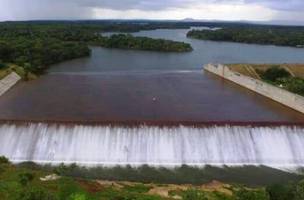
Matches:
[[1, 123, 304, 169]]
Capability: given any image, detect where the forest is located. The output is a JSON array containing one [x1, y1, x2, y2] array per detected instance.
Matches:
[[0, 22, 193, 76], [100, 34, 193, 52], [187, 27, 304, 47], [0, 24, 95, 75], [1, 21, 304, 76]]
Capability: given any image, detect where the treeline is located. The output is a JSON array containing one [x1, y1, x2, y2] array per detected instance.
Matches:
[[100, 34, 193, 52], [0, 23, 193, 76], [0, 25, 94, 74], [187, 27, 304, 47], [0, 40, 90, 73]]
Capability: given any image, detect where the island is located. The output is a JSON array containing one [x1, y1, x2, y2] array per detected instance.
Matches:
[[0, 23, 192, 77], [187, 27, 304, 47], [99, 34, 193, 52]]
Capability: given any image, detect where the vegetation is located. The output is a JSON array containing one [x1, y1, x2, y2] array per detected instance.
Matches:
[[0, 22, 193, 77], [17, 162, 303, 186], [259, 66, 291, 82], [0, 156, 286, 200], [2, 21, 304, 77], [1, 157, 304, 200], [0, 26, 92, 76], [100, 34, 193, 52], [187, 27, 304, 47], [258, 66, 304, 96]]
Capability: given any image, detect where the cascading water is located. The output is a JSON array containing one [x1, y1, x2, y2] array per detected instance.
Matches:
[[1, 123, 304, 169]]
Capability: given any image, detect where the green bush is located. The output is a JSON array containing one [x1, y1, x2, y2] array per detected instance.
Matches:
[[213, 192, 235, 200], [294, 180, 304, 200], [18, 172, 34, 186], [123, 184, 151, 193], [286, 78, 304, 96], [234, 188, 269, 200], [68, 193, 88, 200], [98, 187, 162, 200], [261, 66, 291, 82], [181, 189, 208, 200], [16, 186, 58, 200], [57, 178, 88, 200], [0, 156, 9, 164], [266, 183, 295, 200]]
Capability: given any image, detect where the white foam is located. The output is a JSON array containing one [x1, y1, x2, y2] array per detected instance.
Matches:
[[0, 123, 304, 169]]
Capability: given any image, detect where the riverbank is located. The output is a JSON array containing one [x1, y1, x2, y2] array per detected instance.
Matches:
[[1, 157, 304, 200], [0, 157, 279, 200]]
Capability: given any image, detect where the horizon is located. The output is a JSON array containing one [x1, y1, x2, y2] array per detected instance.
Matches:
[[1, 0, 304, 26], [1, 18, 304, 27]]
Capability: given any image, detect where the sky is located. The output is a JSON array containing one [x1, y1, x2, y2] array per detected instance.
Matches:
[[1, 0, 304, 25]]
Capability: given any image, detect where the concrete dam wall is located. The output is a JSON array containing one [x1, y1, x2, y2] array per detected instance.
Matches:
[[1, 123, 304, 169], [0, 72, 21, 96], [204, 64, 304, 114]]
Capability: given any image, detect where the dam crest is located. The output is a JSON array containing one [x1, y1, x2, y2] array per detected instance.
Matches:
[[1, 123, 304, 169]]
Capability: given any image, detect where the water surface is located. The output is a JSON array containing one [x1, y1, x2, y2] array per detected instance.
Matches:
[[1, 28, 304, 122]]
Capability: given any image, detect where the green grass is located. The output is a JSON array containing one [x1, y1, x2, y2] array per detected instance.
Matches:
[[123, 183, 152, 193], [1, 158, 304, 200]]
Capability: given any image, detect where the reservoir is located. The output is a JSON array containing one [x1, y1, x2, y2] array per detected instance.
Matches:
[[1, 28, 304, 169], [1, 28, 304, 122]]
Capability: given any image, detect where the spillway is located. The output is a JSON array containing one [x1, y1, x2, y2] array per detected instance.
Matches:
[[1, 123, 304, 169]]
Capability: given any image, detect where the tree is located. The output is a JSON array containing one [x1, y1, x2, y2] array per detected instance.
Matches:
[[0, 156, 9, 164], [235, 188, 269, 200], [266, 183, 295, 200], [16, 186, 58, 200], [294, 180, 304, 200], [18, 172, 34, 186], [182, 189, 208, 200], [261, 66, 291, 82], [0, 41, 14, 61]]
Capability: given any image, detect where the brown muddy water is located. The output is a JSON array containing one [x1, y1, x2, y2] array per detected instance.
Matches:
[[1, 28, 304, 124], [0, 70, 303, 123]]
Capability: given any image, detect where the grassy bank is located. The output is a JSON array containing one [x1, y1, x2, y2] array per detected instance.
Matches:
[[24, 163, 301, 187], [1, 157, 304, 200]]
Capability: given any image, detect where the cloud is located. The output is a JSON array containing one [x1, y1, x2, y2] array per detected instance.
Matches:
[[35, 0, 304, 12], [0, 0, 303, 23], [244, 0, 304, 11], [0, 0, 92, 20]]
